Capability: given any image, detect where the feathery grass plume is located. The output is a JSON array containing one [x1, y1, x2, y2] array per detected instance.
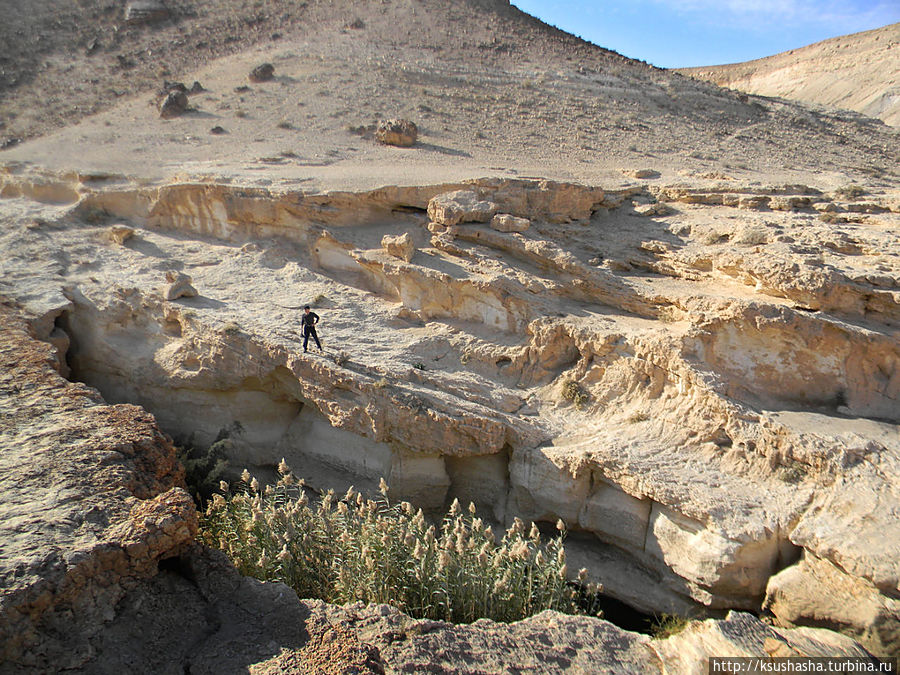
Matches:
[[201, 464, 599, 624]]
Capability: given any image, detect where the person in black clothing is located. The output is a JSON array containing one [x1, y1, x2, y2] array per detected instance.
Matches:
[[300, 305, 322, 352]]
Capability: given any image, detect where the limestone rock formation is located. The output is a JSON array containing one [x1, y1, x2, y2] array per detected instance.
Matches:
[[0, 0, 897, 667], [375, 118, 418, 147], [381, 232, 416, 262]]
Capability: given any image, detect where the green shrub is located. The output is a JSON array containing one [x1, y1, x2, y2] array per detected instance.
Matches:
[[176, 436, 229, 503], [201, 465, 598, 624]]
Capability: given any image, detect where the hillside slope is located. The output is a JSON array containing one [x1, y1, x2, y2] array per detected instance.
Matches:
[[679, 23, 900, 126]]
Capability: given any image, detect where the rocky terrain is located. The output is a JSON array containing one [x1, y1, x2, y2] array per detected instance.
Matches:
[[680, 23, 900, 127], [1, 0, 898, 671]]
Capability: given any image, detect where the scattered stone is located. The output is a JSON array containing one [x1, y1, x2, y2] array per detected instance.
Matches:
[[159, 91, 188, 119], [234, 85, 251, 93], [346, 18, 365, 29], [381, 232, 416, 262], [107, 225, 135, 245], [210, 126, 227, 135], [164, 271, 197, 300], [622, 168, 660, 179], [633, 203, 671, 217], [189, 81, 204, 94], [375, 119, 418, 147], [426, 222, 447, 234], [0, 138, 21, 150], [427, 190, 498, 226], [249, 63, 275, 83], [491, 213, 531, 233], [125, 1, 169, 25]]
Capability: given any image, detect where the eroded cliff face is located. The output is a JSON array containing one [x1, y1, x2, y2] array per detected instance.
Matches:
[[1, 168, 898, 656]]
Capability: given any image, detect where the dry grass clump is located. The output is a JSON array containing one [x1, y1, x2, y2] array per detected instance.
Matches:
[[202, 464, 597, 624]]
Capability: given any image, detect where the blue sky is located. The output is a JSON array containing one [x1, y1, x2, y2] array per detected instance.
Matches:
[[511, 1, 900, 68]]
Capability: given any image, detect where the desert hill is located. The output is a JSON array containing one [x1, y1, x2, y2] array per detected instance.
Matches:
[[1, 0, 899, 671], [1, 0, 897, 186], [679, 23, 900, 127]]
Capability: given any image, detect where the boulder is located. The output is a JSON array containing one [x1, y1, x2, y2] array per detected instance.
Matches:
[[381, 232, 416, 262], [164, 272, 197, 300], [107, 225, 135, 245], [249, 63, 275, 83], [427, 190, 498, 226], [375, 119, 418, 147], [491, 213, 531, 233], [159, 91, 188, 119]]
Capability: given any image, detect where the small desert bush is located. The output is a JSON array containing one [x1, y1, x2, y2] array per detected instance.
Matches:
[[562, 379, 590, 410], [650, 613, 690, 639], [202, 465, 597, 624]]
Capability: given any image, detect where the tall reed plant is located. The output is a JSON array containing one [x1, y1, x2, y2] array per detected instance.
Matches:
[[201, 462, 598, 624]]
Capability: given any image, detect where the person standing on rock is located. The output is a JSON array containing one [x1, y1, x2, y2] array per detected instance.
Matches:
[[301, 305, 322, 353]]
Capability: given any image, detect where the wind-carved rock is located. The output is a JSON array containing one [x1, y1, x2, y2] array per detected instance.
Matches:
[[164, 271, 197, 300]]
